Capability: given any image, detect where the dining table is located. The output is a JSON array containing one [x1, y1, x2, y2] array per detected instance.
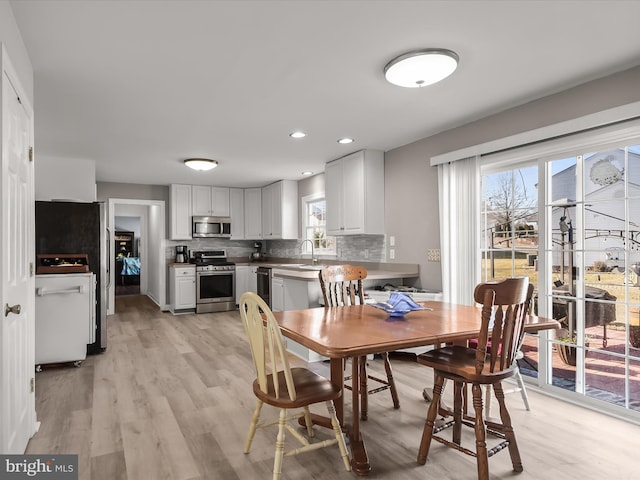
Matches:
[[271, 301, 559, 476]]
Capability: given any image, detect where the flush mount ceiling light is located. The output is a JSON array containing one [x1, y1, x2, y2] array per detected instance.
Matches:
[[301, 171, 314, 176], [290, 131, 306, 138], [384, 48, 458, 88], [184, 158, 218, 171], [337, 137, 354, 144]]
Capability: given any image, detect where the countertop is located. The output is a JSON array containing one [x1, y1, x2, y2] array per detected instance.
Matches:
[[231, 258, 419, 282]]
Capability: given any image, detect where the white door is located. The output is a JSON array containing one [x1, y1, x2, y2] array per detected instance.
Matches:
[[1, 66, 36, 453]]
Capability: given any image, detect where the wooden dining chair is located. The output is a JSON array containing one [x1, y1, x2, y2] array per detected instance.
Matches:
[[319, 265, 400, 421], [416, 277, 532, 480], [468, 282, 534, 417], [239, 292, 351, 480]]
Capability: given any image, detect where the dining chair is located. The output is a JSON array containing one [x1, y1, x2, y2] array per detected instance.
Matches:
[[416, 277, 532, 480], [239, 292, 351, 480], [319, 265, 400, 421], [468, 282, 534, 417]]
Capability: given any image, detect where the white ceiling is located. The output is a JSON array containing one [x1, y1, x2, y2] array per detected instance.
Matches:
[[10, 0, 640, 188]]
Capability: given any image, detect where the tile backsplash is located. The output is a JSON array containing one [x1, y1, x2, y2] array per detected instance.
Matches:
[[167, 235, 386, 263]]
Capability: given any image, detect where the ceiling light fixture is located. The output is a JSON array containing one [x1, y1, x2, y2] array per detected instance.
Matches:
[[184, 158, 218, 171], [290, 131, 306, 138], [384, 48, 458, 88], [337, 137, 354, 144], [301, 171, 313, 176]]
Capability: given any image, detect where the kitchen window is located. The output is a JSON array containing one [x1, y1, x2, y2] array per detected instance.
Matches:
[[302, 193, 335, 255]]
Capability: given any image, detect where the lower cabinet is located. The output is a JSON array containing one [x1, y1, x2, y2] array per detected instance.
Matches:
[[235, 265, 259, 305], [170, 265, 196, 314]]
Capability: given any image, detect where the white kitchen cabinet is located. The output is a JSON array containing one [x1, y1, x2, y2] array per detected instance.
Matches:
[[248, 265, 259, 293], [235, 265, 249, 304], [262, 180, 298, 239], [244, 188, 263, 239], [170, 265, 196, 313], [229, 187, 245, 239], [271, 276, 284, 312], [191, 185, 230, 217], [325, 150, 384, 235], [169, 184, 192, 240]]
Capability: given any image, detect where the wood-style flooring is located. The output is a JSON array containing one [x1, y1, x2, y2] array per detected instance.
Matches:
[[27, 295, 638, 479]]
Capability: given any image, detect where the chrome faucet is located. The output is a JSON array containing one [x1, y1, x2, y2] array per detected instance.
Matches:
[[300, 239, 317, 264]]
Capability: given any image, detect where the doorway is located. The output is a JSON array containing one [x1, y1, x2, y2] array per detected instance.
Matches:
[[108, 199, 166, 315], [115, 216, 141, 296]]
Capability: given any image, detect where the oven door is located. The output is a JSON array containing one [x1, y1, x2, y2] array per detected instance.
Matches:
[[196, 270, 235, 313]]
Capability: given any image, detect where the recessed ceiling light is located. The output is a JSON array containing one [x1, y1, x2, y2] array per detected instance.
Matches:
[[184, 158, 218, 171], [290, 131, 306, 138], [301, 171, 313, 176], [337, 138, 354, 144], [384, 48, 458, 88]]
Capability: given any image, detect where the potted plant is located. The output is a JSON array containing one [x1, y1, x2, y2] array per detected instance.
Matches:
[[555, 326, 590, 367]]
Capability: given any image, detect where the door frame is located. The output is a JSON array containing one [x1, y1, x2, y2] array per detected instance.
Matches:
[[107, 198, 166, 314]]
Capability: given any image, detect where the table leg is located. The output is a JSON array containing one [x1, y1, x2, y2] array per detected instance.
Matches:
[[348, 356, 370, 476]]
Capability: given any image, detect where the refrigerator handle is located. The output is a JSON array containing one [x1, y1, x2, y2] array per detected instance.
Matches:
[[106, 227, 112, 289]]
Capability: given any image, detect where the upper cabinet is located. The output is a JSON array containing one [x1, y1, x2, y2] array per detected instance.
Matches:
[[169, 184, 192, 240], [244, 187, 263, 240], [229, 187, 245, 239], [326, 150, 384, 236], [191, 186, 230, 217], [262, 180, 298, 240]]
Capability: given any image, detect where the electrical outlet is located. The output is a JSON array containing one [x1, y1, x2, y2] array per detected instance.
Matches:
[[364, 249, 369, 259], [389, 249, 395, 259], [427, 249, 441, 262], [389, 236, 395, 247]]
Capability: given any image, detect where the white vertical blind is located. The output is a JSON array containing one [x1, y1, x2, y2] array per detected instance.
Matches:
[[438, 156, 480, 305]]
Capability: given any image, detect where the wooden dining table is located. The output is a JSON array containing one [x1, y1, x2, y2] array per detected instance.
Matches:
[[271, 301, 559, 476]]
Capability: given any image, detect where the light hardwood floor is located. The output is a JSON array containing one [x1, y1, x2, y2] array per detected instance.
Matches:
[[27, 295, 638, 479]]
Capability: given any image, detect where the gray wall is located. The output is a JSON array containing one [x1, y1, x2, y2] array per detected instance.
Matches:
[[385, 65, 640, 291]]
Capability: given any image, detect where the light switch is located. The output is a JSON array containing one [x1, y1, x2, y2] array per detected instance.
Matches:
[[389, 236, 395, 247], [389, 249, 395, 259]]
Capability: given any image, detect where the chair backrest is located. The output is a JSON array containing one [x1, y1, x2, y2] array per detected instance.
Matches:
[[472, 277, 533, 375], [319, 265, 367, 306], [239, 292, 297, 401]]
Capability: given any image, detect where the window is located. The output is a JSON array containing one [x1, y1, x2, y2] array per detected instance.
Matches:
[[301, 193, 335, 254]]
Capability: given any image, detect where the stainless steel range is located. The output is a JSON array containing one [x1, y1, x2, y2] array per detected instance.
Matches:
[[192, 250, 236, 313]]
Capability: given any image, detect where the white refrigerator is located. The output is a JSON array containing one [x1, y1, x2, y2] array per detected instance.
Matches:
[[35, 273, 95, 367]]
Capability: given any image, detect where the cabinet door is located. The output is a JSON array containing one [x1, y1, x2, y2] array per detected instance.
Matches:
[[176, 275, 196, 309], [229, 188, 245, 239], [212, 187, 230, 216], [244, 188, 262, 239], [170, 184, 192, 240], [191, 185, 212, 216], [235, 265, 249, 304], [342, 152, 366, 234], [248, 266, 258, 293], [262, 183, 274, 238], [271, 277, 284, 312], [325, 160, 344, 235]]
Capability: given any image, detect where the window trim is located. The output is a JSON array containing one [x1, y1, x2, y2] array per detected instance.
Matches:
[[300, 192, 336, 256]]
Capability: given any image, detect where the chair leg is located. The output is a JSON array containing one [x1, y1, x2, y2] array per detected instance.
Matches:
[[452, 381, 464, 445], [359, 356, 368, 421], [417, 374, 445, 465], [484, 384, 493, 418], [493, 382, 523, 472], [302, 406, 314, 437], [244, 400, 263, 453], [272, 408, 287, 480], [471, 383, 489, 480], [326, 400, 351, 472], [514, 366, 531, 411], [382, 352, 400, 409]]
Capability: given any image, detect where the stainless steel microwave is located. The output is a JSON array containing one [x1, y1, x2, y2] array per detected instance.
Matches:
[[192, 216, 231, 238]]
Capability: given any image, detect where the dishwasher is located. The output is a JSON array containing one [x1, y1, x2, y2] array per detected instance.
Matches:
[[35, 273, 95, 368]]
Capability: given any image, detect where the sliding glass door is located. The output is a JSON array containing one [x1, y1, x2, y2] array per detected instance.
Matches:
[[480, 142, 640, 415]]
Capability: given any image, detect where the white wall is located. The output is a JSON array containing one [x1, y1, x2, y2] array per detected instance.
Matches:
[[35, 155, 96, 202]]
